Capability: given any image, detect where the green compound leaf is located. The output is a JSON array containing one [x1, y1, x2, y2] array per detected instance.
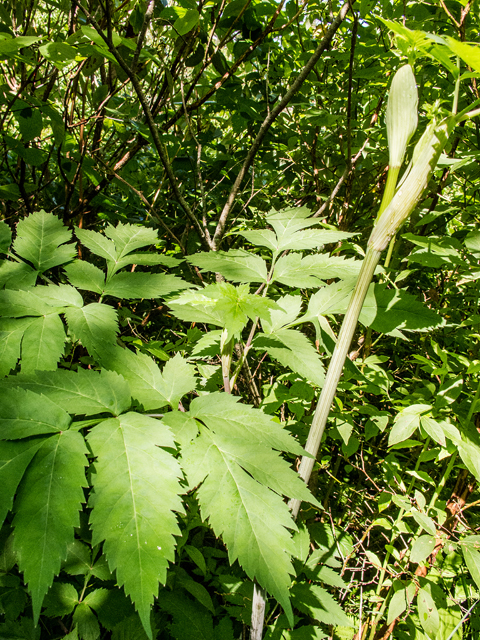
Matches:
[[189, 393, 304, 455], [104, 223, 159, 261], [0, 287, 66, 317], [188, 249, 268, 284], [158, 590, 214, 640], [115, 253, 183, 270], [65, 303, 118, 358], [87, 413, 183, 639], [13, 211, 75, 272], [42, 582, 79, 617], [0, 317, 35, 376], [13, 430, 88, 622], [64, 261, 106, 294], [0, 438, 46, 528], [261, 295, 302, 333], [0, 260, 38, 290], [0, 220, 12, 253], [252, 329, 325, 387], [100, 348, 195, 410], [359, 284, 444, 336], [169, 283, 279, 341], [75, 227, 117, 263], [181, 395, 317, 623], [0, 387, 71, 439], [103, 272, 190, 299], [21, 313, 66, 373], [1, 368, 131, 416], [182, 428, 297, 624], [290, 582, 352, 627]]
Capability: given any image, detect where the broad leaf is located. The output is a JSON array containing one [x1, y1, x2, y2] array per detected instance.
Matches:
[[182, 428, 297, 623], [261, 295, 302, 333], [0, 317, 35, 376], [359, 284, 444, 336], [115, 252, 183, 270], [64, 261, 105, 294], [157, 353, 197, 408], [21, 314, 65, 373], [0, 260, 38, 289], [389, 405, 431, 446], [88, 413, 183, 638], [1, 369, 131, 416], [101, 347, 195, 410], [461, 538, 480, 590], [188, 249, 268, 283], [13, 211, 75, 272], [104, 223, 159, 261], [75, 227, 117, 263], [252, 329, 325, 387], [13, 430, 88, 621], [0, 387, 71, 438], [103, 272, 190, 299], [0, 287, 66, 317], [300, 280, 356, 323], [65, 303, 118, 358], [169, 283, 278, 340], [0, 220, 12, 253], [189, 393, 304, 454], [417, 586, 439, 637], [161, 411, 199, 446], [0, 438, 45, 528], [290, 583, 352, 627], [410, 535, 436, 564]]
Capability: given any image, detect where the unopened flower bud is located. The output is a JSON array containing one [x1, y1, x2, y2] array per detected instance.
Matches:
[[386, 64, 418, 169]]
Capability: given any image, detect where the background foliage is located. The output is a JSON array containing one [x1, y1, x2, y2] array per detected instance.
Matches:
[[1, 0, 480, 639]]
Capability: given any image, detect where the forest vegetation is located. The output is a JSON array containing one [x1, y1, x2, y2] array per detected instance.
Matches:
[[0, 1, 480, 639]]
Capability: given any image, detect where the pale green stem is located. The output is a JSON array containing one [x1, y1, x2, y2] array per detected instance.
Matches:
[[289, 246, 381, 517], [377, 166, 400, 221], [452, 57, 461, 116], [221, 329, 233, 394], [384, 235, 396, 269]]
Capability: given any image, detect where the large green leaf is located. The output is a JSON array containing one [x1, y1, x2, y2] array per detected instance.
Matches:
[[0, 260, 38, 289], [104, 224, 159, 261], [299, 280, 356, 324], [188, 393, 304, 454], [1, 369, 131, 416], [188, 249, 268, 283], [13, 430, 88, 621], [101, 348, 195, 410], [182, 428, 297, 623], [20, 314, 65, 373], [169, 283, 278, 340], [181, 394, 318, 623], [252, 329, 325, 387], [290, 583, 352, 627], [103, 272, 190, 299], [0, 288, 66, 317], [64, 261, 106, 294], [65, 303, 118, 358], [75, 228, 117, 263], [0, 387, 71, 438], [0, 220, 12, 253], [0, 317, 35, 376], [13, 211, 75, 272], [273, 254, 361, 288], [0, 438, 45, 528], [87, 413, 183, 638], [261, 294, 302, 333], [359, 284, 444, 336]]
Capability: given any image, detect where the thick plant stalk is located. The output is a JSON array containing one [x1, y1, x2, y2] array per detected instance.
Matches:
[[289, 247, 381, 517], [289, 113, 457, 517]]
